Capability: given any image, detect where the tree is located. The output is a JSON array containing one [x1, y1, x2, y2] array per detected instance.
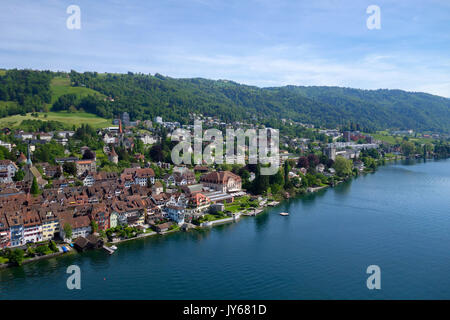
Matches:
[[401, 141, 415, 157], [269, 168, 284, 186], [49, 240, 58, 253], [8, 249, 25, 266], [63, 162, 77, 176], [252, 164, 269, 194], [35, 245, 50, 255], [149, 144, 164, 162], [91, 220, 98, 233], [297, 156, 309, 168], [333, 156, 353, 177], [307, 153, 319, 167], [13, 170, 25, 182], [284, 160, 292, 189], [63, 223, 73, 240], [31, 176, 39, 196], [82, 149, 96, 160]]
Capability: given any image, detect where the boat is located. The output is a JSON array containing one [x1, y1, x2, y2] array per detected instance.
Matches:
[[279, 212, 289, 216], [111, 245, 118, 250]]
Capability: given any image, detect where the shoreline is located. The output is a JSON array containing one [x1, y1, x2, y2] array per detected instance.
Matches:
[[0, 157, 443, 270]]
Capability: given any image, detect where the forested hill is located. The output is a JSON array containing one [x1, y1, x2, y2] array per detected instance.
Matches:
[[1, 69, 449, 133]]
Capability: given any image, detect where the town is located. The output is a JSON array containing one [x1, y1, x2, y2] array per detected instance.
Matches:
[[0, 111, 448, 266]]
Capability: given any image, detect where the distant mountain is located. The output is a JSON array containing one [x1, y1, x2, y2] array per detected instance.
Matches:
[[1, 69, 449, 133]]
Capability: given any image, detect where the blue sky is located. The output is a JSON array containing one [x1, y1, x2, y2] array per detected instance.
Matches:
[[1, 0, 449, 97]]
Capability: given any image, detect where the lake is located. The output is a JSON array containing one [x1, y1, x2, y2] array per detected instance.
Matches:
[[1, 159, 450, 299]]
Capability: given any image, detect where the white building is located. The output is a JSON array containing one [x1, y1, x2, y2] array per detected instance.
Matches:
[[0, 160, 18, 183]]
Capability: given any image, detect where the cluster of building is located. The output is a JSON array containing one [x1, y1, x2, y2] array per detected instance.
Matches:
[[0, 163, 243, 248]]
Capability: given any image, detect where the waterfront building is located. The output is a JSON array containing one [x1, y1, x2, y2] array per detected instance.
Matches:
[[200, 171, 242, 193], [166, 204, 185, 225], [59, 214, 92, 241], [23, 210, 43, 243], [39, 210, 60, 242], [0, 214, 10, 248], [6, 212, 24, 247]]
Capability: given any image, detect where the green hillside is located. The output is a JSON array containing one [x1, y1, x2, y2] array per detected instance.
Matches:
[[0, 111, 111, 129], [50, 76, 105, 104], [1, 69, 449, 133]]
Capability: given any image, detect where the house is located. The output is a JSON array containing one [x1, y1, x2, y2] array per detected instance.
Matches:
[[190, 193, 210, 210], [139, 134, 158, 145], [103, 133, 117, 144], [174, 170, 196, 186], [38, 210, 60, 241], [38, 132, 53, 142], [59, 214, 92, 241], [153, 222, 172, 233], [134, 168, 155, 186], [73, 234, 103, 252], [181, 184, 205, 198], [194, 165, 209, 173], [152, 181, 164, 195], [93, 172, 118, 184], [109, 211, 121, 229], [315, 163, 325, 173], [55, 157, 78, 165], [0, 160, 18, 183], [82, 173, 95, 187], [41, 163, 61, 178], [75, 159, 96, 176], [0, 214, 10, 248], [200, 171, 242, 193], [17, 152, 27, 164], [108, 147, 119, 164], [163, 174, 176, 186], [5, 212, 24, 247], [0, 140, 12, 152], [56, 131, 75, 138], [90, 204, 110, 230], [166, 205, 185, 225], [23, 210, 43, 243], [15, 131, 34, 140], [151, 192, 170, 207]]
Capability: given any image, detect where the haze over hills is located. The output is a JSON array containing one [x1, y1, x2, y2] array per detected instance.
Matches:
[[0, 69, 449, 133]]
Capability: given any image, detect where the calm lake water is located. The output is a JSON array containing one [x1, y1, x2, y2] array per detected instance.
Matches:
[[1, 159, 450, 300]]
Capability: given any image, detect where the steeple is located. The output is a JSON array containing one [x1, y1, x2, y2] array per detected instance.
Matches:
[[26, 142, 32, 166]]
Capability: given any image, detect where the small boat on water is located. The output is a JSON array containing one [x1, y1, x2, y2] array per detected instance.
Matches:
[[279, 212, 289, 216], [111, 245, 118, 250]]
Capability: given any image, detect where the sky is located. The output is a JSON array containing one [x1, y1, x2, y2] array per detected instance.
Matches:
[[0, 0, 449, 97]]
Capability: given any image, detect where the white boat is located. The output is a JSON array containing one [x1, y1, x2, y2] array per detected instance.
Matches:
[[279, 212, 289, 216], [111, 245, 118, 250]]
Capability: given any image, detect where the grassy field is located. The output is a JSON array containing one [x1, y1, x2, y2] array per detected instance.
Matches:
[[50, 76, 105, 104], [370, 131, 436, 145], [0, 112, 111, 129]]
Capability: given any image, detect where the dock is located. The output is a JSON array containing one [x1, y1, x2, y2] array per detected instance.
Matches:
[[103, 245, 115, 254]]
